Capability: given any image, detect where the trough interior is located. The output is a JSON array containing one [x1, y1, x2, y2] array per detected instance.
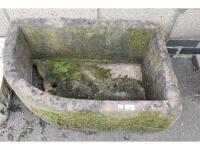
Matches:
[[33, 59, 146, 100], [18, 25, 166, 101]]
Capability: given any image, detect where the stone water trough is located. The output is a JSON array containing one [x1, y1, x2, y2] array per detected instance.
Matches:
[[2, 19, 182, 132]]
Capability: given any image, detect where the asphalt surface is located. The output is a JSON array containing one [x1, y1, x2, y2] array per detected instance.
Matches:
[[0, 57, 200, 141]]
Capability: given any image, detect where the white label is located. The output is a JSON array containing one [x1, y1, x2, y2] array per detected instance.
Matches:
[[118, 104, 124, 109], [125, 104, 135, 111]]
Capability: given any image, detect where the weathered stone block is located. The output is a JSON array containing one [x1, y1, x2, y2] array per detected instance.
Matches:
[[3, 19, 182, 132]]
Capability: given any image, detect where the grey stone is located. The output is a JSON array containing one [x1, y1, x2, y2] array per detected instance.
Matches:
[[2, 18, 182, 132], [0, 37, 10, 124], [0, 58, 199, 141], [0, 94, 9, 124]]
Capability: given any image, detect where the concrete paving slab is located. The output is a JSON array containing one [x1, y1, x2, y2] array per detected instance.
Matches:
[[170, 9, 200, 39], [5, 9, 97, 21], [0, 9, 9, 37], [99, 9, 177, 35], [0, 9, 98, 36], [1, 8, 200, 39]]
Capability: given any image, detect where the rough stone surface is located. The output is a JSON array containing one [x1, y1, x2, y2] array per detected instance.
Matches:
[[34, 60, 146, 100], [3, 19, 181, 132], [97, 63, 142, 81], [0, 38, 9, 124], [21, 20, 155, 60]]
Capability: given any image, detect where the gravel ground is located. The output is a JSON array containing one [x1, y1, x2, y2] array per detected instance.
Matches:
[[0, 57, 200, 141]]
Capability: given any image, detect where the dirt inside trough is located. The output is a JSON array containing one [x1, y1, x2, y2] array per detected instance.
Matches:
[[33, 59, 146, 100]]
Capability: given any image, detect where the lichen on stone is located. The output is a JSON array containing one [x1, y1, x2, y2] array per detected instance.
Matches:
[[33, 108, 172, 132], [23, 27, 155, 62], [17, 121, 34, 141]]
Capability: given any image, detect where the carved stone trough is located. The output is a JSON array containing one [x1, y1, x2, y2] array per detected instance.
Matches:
[[2, 19, 182, 132]]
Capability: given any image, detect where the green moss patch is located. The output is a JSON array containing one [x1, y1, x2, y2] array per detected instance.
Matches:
[[34, 108, 172, 132], [33, 58, 146, 100], [93, 65, 112, 79]]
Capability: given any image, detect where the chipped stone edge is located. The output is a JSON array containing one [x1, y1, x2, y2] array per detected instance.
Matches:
[[0, 37, 12, 125]]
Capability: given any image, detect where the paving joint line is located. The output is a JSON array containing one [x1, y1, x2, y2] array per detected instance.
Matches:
[[167, 9, 187, 40]]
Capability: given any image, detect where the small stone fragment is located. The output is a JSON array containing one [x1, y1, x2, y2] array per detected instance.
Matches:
[[192, 55, 200, 72]]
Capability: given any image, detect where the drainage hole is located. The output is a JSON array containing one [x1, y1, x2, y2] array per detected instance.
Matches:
[[51, 82, 57, 88]]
